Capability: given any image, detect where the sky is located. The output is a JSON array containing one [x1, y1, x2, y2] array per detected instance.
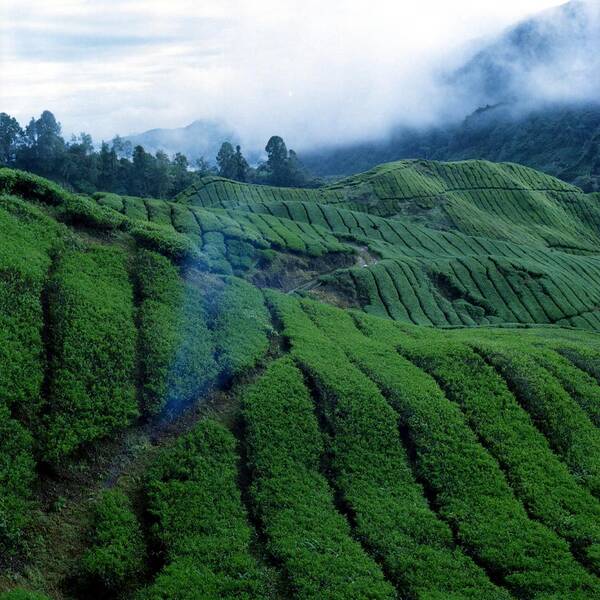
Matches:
[[0, 0, 567, 150]]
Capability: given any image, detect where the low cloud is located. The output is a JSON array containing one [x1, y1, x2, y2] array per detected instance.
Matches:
[[1, 0, 578, 153]]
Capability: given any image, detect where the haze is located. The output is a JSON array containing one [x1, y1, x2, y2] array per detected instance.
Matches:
[[0, 0, 566, 151]]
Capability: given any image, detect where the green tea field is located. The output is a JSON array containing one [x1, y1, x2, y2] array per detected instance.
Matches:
[[1, 161, 600, 599]]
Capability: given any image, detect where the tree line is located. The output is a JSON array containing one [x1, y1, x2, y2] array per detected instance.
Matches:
[[0, 110, 316, 199]]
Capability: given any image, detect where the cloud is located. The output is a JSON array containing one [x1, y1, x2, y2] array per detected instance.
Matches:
[[0, 0, 567, 151]]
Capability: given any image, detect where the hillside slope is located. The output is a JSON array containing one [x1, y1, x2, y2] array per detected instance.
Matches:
[[96, 159, 600, 330], [1, 165, 600, 599], [303, 102, 600, 191]]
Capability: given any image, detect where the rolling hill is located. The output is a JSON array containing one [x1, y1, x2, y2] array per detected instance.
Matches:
[[1, 161, 600, 599], [303, 102, 600, 191]]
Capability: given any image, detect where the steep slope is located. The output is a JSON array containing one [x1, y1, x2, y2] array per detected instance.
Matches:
[[8, 159, 600, 331], [2, 165, 600, 599], [174, 160, 600, 329]]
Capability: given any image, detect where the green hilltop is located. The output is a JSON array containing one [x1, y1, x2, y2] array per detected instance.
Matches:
[[1, 160, 600, 599]]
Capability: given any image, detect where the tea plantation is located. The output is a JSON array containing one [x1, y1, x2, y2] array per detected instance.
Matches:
[[1, 162, 600, 599]]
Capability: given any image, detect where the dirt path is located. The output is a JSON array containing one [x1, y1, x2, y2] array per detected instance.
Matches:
[[286, 244, 379, 295]]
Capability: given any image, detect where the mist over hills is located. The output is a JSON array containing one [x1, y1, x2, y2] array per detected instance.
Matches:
[[118, 1, 600, 189], [449, 0, 600, 108], [123, 119, 238, 163], [302, 102, 600, 190], [302, 0, 600, 186]]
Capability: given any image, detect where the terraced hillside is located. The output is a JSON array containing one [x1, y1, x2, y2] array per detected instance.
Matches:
[[19, 157, 600, 330], [1, 165, 600, 599]]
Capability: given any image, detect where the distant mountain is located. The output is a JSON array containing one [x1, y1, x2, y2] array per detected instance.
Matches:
[[303, 102, 600, 191], [303, 0, 600, 189], [124, 119, 238, 162], [450, 0, 600, 108]]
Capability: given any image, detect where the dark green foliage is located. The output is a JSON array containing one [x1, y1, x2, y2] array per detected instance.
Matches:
[[242, 357, 395, 599], [1, 111, 203, 198], [209, 277, 272, 379], [0, 591, 51, 600], [2, 109, 316, 197], [0, 167, 69, 206], [216, 142, 237, 180], [60, 194, 128, 230], [144, 419, 267, 599], [0, 405, 36, 558], [0, 112, 23, 165], [473, 340, 600, 497], [81, 489, 145, 591], [538, 347, 600, 427], [172, 157, 600, 332], [136, 250, 217, 415], [272, 295, 509, 599], [350, 312, 600, 598], [131, 223, 203, 264], [4, 152, 600, 600], [303, 103, 600, 191], [44, 246, 138, 461], [400, 336, 600, 574], [0, 197, 63, 423]]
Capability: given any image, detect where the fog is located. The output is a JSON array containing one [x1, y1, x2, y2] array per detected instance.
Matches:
[[2, 0, 594, 154]]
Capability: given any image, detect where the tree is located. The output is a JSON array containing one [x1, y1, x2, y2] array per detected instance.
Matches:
[[194, 156, 214, 176], [216, 142, 237, 179], [34, 111, 65, 175], [111, 135, 133, 159], [0, 109, 222, 198], [265, 135, 290, 186], [131, 145, 151, 196], [234, 145, 249, 182], [16, 111, 65, 176], [287, 149, 307, 187], [171, 153, 193, 196], [152, 150, 172, 198], [0, 113, 23, 166], [98, 142, 119, 190], [62, 133, 98, 192]]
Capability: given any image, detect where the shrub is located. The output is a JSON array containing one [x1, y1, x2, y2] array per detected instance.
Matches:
[[137, 557, 253, 600], [144, 419, 267, 599], [296, 298, 510, 599], [403, 338, 600, 573], [0, 591, 51, 600], [473, 340, 600, 497], [43, 246, 138, 461], [266, 294, 508, 598], [136, 250, 217, 415], [209, 277, 272, 380], [0, 405, 36, 558], [316, 305, 600, 598], [80, 489, 145, 591], [146, 419, 265, 600], [0, 196, 65, 425], [131, 223, 203, 265], [0, 168, 70, 206], [242, 357, 395, 600], [60, 194, 128, 230]]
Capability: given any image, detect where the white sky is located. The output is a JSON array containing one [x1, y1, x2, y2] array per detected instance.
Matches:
[[0, 0, 565, 148]]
